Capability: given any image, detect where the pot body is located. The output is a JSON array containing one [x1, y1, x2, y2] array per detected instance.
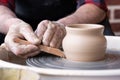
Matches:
[[62, 24, 107, 61]]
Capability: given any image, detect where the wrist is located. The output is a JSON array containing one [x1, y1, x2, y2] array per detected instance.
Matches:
[[2, 18, 20, 34], [57, 14, 80, 25], [5, 18, 23, 26], [4, 18, 28, 32]]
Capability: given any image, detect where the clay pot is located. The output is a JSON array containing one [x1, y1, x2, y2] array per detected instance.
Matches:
[[62, 24, 107, 61]]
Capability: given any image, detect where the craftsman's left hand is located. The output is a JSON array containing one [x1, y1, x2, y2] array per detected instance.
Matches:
[[35, 20, 66, 48]]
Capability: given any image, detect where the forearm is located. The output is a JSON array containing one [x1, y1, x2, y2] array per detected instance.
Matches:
[[0, 5, 17, 34], [58, 4, 106, 25]]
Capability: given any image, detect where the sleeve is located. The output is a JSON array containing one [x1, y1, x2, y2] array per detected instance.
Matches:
[[77, 0, 108, 12], [0, 0, 15, 11], [0, 0, 9, 6]]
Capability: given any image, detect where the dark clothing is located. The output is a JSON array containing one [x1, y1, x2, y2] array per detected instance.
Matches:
[[0, 0, 108, 12], [100, 18, 114, 35], [15, 0, 77, 30]]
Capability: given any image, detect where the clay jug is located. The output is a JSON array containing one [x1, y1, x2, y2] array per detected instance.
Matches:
[[62, 24, 107, 61]]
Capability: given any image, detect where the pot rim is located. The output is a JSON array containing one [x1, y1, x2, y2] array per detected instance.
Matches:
[[66, 24, 104, 31]]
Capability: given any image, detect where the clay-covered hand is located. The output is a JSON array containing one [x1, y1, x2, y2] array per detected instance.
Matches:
[[35, 20, 66, 48], [4, 18, 40, 58]]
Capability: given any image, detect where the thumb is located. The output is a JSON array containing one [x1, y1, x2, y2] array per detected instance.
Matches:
[[19, 23, 40, 45]]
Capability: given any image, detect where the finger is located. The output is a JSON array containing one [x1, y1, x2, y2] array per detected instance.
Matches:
[[35, 20, 49, 42], [50, 28, 63, 48], [18, 49, 40, 58], [16, 44, 39, 55], [56, 29, 66, 48], [19, 24, 40, 45], [5, 36, 39, 56], [22, 50, 40, 58], [5, 34, 22, 52], [42, 22, 56, 46], [1, 43, 10, 51], [56, 37, 63, 48]]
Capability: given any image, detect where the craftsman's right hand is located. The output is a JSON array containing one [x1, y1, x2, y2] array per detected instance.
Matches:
[[4, 18, 40, 58]]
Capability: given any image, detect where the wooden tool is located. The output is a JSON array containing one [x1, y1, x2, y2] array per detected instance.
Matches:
[[14, 38, 65, 58]]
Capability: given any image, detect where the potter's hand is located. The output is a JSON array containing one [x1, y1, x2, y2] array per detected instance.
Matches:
[[35, 20, 66, 48], [5, 19, 40, 58]]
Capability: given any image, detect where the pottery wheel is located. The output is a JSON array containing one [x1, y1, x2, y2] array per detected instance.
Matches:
[[26, 51, 120, 70]]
